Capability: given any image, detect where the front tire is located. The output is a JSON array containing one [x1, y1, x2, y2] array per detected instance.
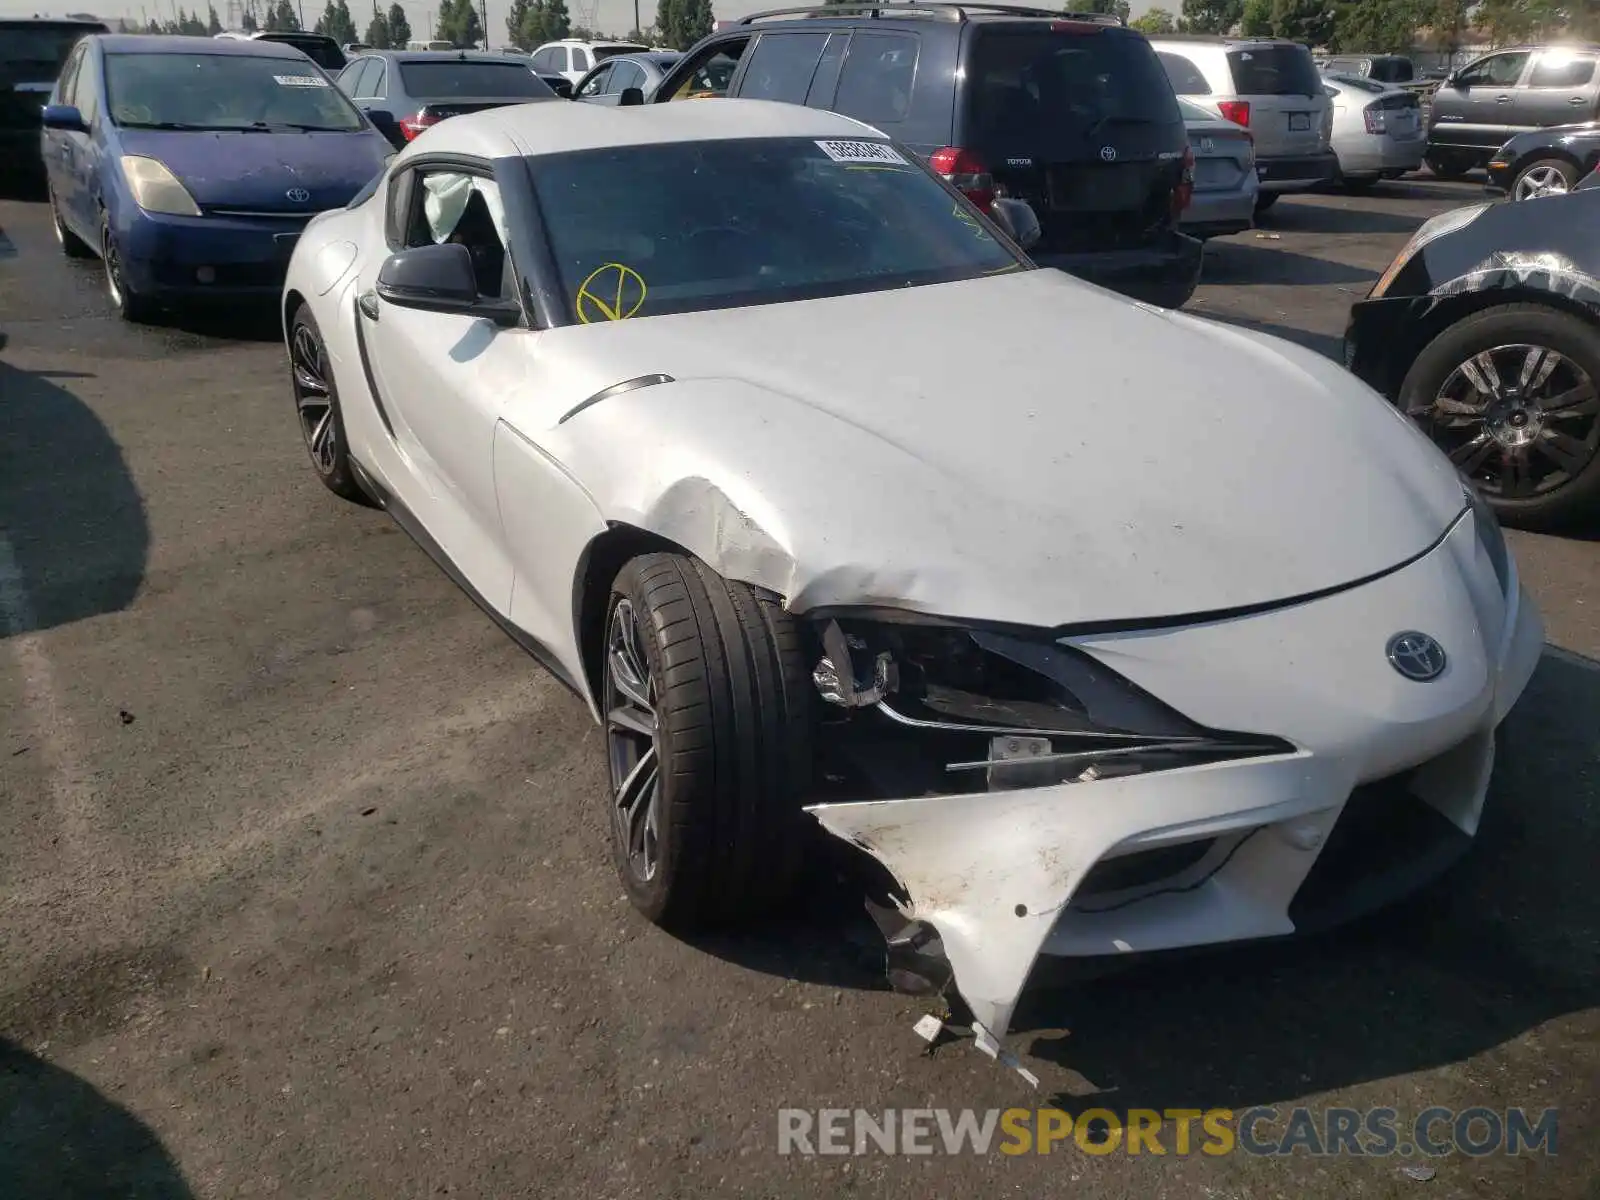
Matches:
[[1399, 303, 1600, 527], [1426, 151, 1473, 180], [100, 216, 156, 322], [50, 190, 92, 258], [288, 303, 372, 505], [1511, 157, 1577, 201], [603, 553, 813, 930]]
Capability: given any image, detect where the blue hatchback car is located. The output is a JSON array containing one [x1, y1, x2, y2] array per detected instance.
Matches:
[[40, 35, 394, 321]]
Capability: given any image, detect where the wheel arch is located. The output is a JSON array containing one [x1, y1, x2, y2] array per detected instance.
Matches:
[[1510, 146, 1583, 184], [283, 287, 307, 344], [1401, 285, 1600, 392], [572, 522, 695, 711]]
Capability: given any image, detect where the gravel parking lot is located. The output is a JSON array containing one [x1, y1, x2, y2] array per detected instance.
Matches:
[[2, 176, 1597, 1198]]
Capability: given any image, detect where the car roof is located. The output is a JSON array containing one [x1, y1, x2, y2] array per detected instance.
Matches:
[[97, 33, 311, 56], [0, 16, 106, 27], [408, 96, 880, 160], [368, 49, 532, 62], [1150, 34, 1304, 46]]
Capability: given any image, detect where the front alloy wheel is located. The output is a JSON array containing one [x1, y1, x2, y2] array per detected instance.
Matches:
[[289, 305, 371, 504], [601, 553, 813, 929], [1512, 158, 1576, 201], [1402, 303, 1600, 526], [101, 220, 155, 322]]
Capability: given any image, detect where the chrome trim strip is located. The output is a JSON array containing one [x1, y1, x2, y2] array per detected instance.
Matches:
[[558, 373, 674, 424]]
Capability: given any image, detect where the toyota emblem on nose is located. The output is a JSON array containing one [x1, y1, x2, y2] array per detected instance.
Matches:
[[1386, 631, 1447, 681], [286, 187, 311, 203], [1099, 145, 1117, 162]]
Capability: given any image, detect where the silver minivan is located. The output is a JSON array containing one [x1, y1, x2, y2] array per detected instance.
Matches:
[[1151, 36, 1337, 210]]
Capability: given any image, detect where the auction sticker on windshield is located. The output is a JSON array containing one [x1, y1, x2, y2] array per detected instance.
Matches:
[[815, 139, 908, 166], [274, 74, 330, 87]]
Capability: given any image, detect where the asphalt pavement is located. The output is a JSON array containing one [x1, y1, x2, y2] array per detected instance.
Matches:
[[1, 177, 1596, 1198]]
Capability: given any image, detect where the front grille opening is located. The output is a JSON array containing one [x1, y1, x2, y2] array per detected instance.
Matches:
[[1075, 837, 1219, 901]]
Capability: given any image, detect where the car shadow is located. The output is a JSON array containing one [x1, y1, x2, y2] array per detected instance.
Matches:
[[1201, 240, 1379, 287], [0, 361, 149, 634], [141, 301, 284, 344], [1198, 310, 1346, 362], [1015, 648, 1600, 1113], [0, 1039, 195, 1198]]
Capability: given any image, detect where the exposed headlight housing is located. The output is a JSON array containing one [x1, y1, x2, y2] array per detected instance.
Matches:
[[809, 616, 1290, 796], [121, 155, 202, 217], [1369, 202, 1490, 299], [1468, 485, 1511, 593]]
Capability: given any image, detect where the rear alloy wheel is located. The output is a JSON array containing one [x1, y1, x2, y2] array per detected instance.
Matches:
[[1511, 157, 1577, 201], [50, 190, 92, 258], [289, 304, 373, 505], [100, 218, 156, 322], [1401, 303, 1600, 527], [603, 553, 812, 930]]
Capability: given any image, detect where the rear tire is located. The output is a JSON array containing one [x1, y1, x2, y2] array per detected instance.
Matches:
[[1342, 175, 1378, 193], [602, 553, 813, 930], [1399, 303, 1600, 528], [1426, 151, 1473, 180], [1253, 192, 1280, 212]]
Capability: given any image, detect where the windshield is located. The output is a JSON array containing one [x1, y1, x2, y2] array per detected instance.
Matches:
[[530, 137, 1026, 323], [1177, 97, 1223, 123], [966, 30, 1181, 156], [398, 60, 554, 97], [0, 23, 100, 75], [106, 52, 365, 132], [1227, 46, 1323, 96]]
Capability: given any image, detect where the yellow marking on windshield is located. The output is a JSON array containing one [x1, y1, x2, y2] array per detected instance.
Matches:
[[983, 262, 1022, 274], [575, 262, 648, 324]]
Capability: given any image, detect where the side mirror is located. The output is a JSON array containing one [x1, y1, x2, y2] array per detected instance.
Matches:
[[990, 197, 1041, 251], [619, 86, 644, 107], [41, 104, 88, 133], [365, 108, 405, 150], [376, 242, 521, 326]]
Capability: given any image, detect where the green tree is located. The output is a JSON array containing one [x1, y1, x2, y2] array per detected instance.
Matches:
[[654, 0, 681, 45], [271, 0, 301, 30], [364, 0, 391, 44], [1332, 0, 1419, 53], [1270, 0, 1335, 44], [316, 0, 357, 41], [1239, 0, 1272, 34], [206, 4, 223, 33], [1179, 0, 1242, 33], [507, 0, 531, 45], [544, 0, 573, 41], [1073, 0, 1131, 19], [436, 0, 483, 45], [1131, 5, 1178, 31], [387, 0, 411, 44], [678, 0, 713, 43]]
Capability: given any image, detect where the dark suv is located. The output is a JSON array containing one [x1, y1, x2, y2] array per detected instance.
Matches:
[[647, 2, 1202, 308], [1, 16, 107, 184]]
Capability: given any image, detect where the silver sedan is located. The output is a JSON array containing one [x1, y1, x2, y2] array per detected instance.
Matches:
[[1178, 97, 1257, 239], [1322, 72, 1426, 190]]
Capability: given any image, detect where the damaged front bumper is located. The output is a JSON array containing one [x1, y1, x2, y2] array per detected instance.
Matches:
[[804, 509, 1544, 1039]]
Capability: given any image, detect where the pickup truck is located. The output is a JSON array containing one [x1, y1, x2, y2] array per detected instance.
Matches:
[[1426, 42, 1600, 176]]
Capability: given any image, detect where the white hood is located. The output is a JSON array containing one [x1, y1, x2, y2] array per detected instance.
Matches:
[[532, 268, 1466, 628]]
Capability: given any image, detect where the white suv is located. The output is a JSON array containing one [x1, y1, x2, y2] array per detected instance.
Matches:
[[1149, 36, 1336, 211], [528, 38, 649, 85]]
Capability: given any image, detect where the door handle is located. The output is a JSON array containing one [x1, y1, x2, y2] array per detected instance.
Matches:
[[358, 290, 379, 320], [1570, 96, 1588, 105], [1495, 94, 1512, 103]]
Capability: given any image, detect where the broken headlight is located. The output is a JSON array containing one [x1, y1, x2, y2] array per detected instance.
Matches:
[[809, 616, 1288, 797]]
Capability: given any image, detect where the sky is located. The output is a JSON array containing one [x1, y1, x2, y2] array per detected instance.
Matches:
[[3, 0, 1158, 41]]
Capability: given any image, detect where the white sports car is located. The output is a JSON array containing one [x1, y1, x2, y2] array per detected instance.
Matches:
[[280, 99, 1544, 1045]]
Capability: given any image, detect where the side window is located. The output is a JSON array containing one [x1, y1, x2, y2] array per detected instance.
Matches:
[[336, 58, 364, 90], [56, 43, 84, 106], [805, 32, 847, 105], [572, 48, 590, 71], [75, 51, 99, 122], [577, 64, 613, 96], [832, 32, 918, 124], [350, 59, 377, 96], [1456, 51, 1529, 89], [1157, 50, 1211, 95], [369, 60, 388, 98], [737, 32, 830, 105], [1528, 54, 1596, 89], [404, 170, 513, 301], [611, 61, 646, 92], [666, 37, 750, 100], [551, 47, 570, 71]]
